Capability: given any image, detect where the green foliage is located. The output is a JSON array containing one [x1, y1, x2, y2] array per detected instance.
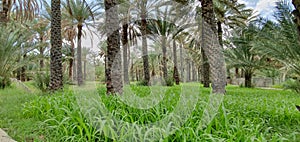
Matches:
[[0, 23, 34, 89], [16, 84, 300, 141], [0, 76, 11, 89], [253, 1, 300, 76], [33, 72, 50, 92], [283, 79, 300, 93], [136, 79, 149, 86], [23, 90, 103, 141], [165, 76, 175, 86]]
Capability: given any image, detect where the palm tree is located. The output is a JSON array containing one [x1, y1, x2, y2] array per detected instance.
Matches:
[[254, 1, 300, 78], [63, 25, 76, 80], [0, 24, 33, 88], [31, 17, 50, 71], [105, 0, 123, 94], [225, 24, 266, 87], [200, 0, 226, 94], [214, 0, 254, 48], [82, 47, 91, 80], [62, 0, 100, 86], [0, 0, 40, 22], [138, 0, 151, 85], [49, 0, 63, 91]]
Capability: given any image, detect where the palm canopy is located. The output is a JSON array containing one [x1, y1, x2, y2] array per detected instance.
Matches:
[[253, 1, 300, 76], [1, 0, 42, 22], [225, 23, 266, 72], [0, 23, 35, 88]]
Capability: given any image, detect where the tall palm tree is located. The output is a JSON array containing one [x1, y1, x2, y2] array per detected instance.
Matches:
[[49, 0, 63, 91], [63, 25, 76, 80], [31, 17, 50, 71], [200, 0, 226, 94], [225, 24, 266, 87], [62, 0, 100, 86], [105, 0, 123, 94], [138, 0, 151, 85]]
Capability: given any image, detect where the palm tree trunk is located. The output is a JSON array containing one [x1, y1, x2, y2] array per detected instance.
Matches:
[[141, 4, 150, 85], [39, 47, 44, 71], [105, 0, 123, 94], [173, 40, 180, 85], [77, 24, 83, 85], [217, 20, 223, 48], [186, 59, 191, 82], [180, 41, 184, 81], [39, 37, 44, 71], [69, 40, 74, 80], [84, 60, 87, 80], [201, 49, 210, 87], [200, 0, 226, 94], [201, 11, 210, 88], [21, 54, 27, 82], [122, 23, 130, 84], [245, 70, 252, 88], [0, 0, 11, 22], [162, 36, 168, 82], [49, 0, 63, 91]]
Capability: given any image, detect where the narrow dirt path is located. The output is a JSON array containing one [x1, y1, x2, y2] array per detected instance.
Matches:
[[0, 128, 16, 142]]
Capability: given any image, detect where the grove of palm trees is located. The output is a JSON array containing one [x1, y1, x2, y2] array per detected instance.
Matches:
[[1, 0, 300, 141]]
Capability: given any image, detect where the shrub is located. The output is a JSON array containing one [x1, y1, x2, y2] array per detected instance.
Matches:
[[165, 76, 174, 86], [33, 72, 50, 92], [136, 79, 149, 86], [0, 76, 11, 89], [283, 79, 300, 93]]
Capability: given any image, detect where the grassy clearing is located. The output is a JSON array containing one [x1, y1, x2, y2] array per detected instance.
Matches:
[[1, 83, 300, 141], [0, 84, 41, 141]]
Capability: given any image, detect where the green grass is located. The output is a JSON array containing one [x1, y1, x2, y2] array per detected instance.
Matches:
[[0, 84, 41, 141], [1, 83, 300, 141]]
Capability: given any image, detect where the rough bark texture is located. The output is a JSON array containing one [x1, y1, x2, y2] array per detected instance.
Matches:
[[21, 54, 27, 82], [162, 36, 168, 82], [245, 71, 252, 88], [105, 0, 123, 94], [293, 0, 300, 41], [122, 23, 130, 84], [77, 24, 83, 86], [173, 40, 180, 85], [180, 42, 184, 81], [201, 48, 210, 87], [141, 1, 150, 85], [49, 0, 63, 91], [69, 40, 74, 80], [200, 0, 227, 94], [201, 6, 210, 88], [39, 36, 45, 71], [217, 21, 223, 48], [0, 1, 10, 22]]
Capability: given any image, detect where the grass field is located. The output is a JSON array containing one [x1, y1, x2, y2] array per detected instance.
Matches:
[[1, 83, 300, 141]]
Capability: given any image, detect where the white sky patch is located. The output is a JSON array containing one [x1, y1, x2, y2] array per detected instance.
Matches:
[[254, 0, 279, 19]]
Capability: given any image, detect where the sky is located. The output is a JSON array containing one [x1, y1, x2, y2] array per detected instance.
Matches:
[[237, 0, 293, 20]]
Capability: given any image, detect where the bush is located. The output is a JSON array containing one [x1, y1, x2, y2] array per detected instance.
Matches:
[[0, 76, 11, 89], [282, 79, 300, 93], [33, 72, 50, 92], [165, 76, 174, 86], [136, 79, 149, 86]]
